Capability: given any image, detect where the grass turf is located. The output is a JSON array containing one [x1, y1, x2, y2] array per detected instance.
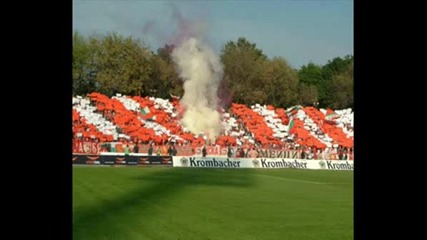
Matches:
[[73, 166, 353, 240]]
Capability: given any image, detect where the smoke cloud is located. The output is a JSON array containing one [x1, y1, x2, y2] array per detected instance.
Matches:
[[142, 3, 223, 142], [171, 37, 223, 142]]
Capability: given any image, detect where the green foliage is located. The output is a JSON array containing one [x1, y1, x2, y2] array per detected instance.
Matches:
[[299, 83, 319, 106], [147, 54, 182, 99], [321, 55, 353, 107], [72, 31, 353, 109], [298, 55, 353, 108], [220, 37, 268, 104], [150, 44, 183, 98], [96, 32, 152, 96], [299, 62, 323, 86], [322, 55, 353, 80], [261, 57, 299, 107], [330, 62, 354, 109], [73, 32, 100, 95]]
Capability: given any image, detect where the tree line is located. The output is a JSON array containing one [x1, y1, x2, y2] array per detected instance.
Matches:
[[73, 31, 353, 109]]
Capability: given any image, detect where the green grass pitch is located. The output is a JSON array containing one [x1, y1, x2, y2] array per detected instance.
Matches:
[[73, 166, 353, 240]]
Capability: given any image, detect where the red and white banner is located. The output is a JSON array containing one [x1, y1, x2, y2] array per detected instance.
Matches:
[[73, 140, 100, 154]]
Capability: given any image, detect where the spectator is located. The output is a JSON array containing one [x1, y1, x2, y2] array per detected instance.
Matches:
[[227, 145, 233, 158], [148, 144, 154, 156], [161, 144, 168, 156], [202, 145, 207, 157], [172, 145, 178, 156], [156, 145, 161, 156], [343, 148, 349, 160], [300, 149, 306, 159], [313, 147, 318, 160], [124, 145, 130, 156], [239, 148, 245, 158], [248, 148, 258, 158], [235, 148, 241, 158], [168, 145, 173, 156], [338, 146, 344, 160]]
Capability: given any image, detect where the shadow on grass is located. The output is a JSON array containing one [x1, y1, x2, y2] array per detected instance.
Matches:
[[73, 167, 256, 239]]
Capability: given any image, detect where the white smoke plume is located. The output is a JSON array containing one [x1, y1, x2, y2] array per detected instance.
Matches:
[[171, 37, 223, 142]]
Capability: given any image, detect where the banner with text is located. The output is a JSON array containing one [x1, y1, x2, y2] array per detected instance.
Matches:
[[172, 157, 254, 168], [172, 157, 353, 171], [73, 140, 100, 154], [254, 158, 353, 170]]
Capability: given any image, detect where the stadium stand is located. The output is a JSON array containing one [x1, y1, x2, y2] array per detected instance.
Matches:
[[73, 92, 354, 158]]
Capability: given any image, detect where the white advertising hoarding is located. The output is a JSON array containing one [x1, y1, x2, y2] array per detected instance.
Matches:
[[172, 157, 353, 171]]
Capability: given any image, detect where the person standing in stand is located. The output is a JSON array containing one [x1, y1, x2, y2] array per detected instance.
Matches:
[[248, 147, 258, 158], [172, 145, 178, 156], [168, 144, 173, 156], [124, 145, 130, 156], [133, 143, 139, 153], [227, 145, 233, 158], [338, 146, 344, 160], [161, 144, 168, 156], [148, 144, 154, 156], [300, 146, 306, 159], [156, 145, 161, 156], [313, 147, 318, 160], [202, 145, 207, 157], [343, 147, 349, 160], [239, 148, 245, 158]]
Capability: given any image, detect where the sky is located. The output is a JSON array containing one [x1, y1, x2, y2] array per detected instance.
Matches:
[[73, 0, 353, 69]]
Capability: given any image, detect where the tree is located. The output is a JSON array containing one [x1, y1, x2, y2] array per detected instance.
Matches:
[[320, 55, 353, 107], [298, 62, 323, 86], [96, 32, 152, 96], [146, 54, 183, 99], [322, 55, 353, 81], [298, 83, 319, 106], [330, 62, 353, 109], [220, 37, 267, 104], [72, 32, 100, 95], [151, 44, 183, 98], [73, 30, 353, 108], [261, 57, 299, 107]]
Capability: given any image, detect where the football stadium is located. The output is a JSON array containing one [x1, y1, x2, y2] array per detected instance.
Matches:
[[73, 1, 353, 239]]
